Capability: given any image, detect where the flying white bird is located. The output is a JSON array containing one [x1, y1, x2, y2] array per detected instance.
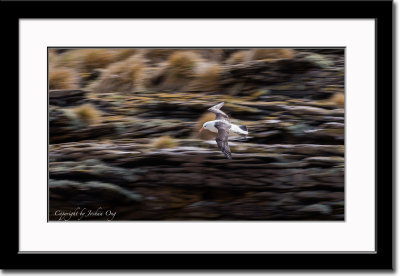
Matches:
[[198, 102, 248, 159]]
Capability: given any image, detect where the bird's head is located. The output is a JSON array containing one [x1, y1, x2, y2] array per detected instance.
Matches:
[[199, 122, 211, 134]]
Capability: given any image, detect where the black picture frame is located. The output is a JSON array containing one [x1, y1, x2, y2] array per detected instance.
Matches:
[[4, 0, 393, 270]]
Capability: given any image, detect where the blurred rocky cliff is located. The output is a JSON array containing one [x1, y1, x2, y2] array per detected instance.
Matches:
[[49, 48, 344, 220]]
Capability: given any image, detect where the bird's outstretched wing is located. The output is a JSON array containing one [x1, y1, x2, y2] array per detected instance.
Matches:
[[208, 102, 229, 121], [215, 121, 232, 159]]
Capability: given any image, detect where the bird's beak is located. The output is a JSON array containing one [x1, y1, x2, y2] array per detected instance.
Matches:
[[198, 127, 204, 134]]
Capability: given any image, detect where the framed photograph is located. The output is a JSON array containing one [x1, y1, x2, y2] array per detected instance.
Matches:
[[7, 0, 392, 270]]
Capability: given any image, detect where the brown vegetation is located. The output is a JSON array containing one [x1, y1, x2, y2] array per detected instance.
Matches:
[[89, 55, 146, 93], [111, 49, 139, 62], [151, 136, 178, 148], [55, 49, 116, 74], [250, 49, 295, 60], [167, 51, 200, 76], [190, 62, 222, 92], [49, 67, 79, 90], [226, 50, 251, 64], [329, 92, 345, 107], [155, 51, 202, 90], [72, 104, 102, 125], [144, 49, 176, 63]]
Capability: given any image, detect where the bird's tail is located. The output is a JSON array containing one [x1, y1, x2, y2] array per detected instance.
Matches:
[[239, 125, 248, 136], [230, 124, 248, 135]]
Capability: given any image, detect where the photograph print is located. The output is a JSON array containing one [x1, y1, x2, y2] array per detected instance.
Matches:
[[48, 48, 345, 221]]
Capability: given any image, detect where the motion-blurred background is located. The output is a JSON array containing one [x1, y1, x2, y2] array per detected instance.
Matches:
[[49, 48, 344, 220]]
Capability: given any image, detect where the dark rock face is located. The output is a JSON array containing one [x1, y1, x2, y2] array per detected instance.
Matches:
[[49, 140, 344, 220], [49, 93, 344, 145], [48, 49, 344, 221], [49, 106, 116, 144], [49, 90, 88, 106]]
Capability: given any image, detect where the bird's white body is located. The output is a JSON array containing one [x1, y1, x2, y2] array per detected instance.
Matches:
[[199, 102, 248, 159], [203, 120, 248, 136]]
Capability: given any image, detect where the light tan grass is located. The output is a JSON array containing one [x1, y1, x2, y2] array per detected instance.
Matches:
[[145, 49, 176, 63], [77, 49, 116, 73], [157, 51, 202, 90], [57, 49, 116, 73], [48, 49, 59, 67], [56, 50, 81, 68], [111, 49, 139, 62], [151, 136, 178, 149], [190, 63, 222, 92], [226, 51, 251, 64], [72, 104, 102, 125], [329, 92, 344, 107], [167, 51, 201, 77], [49, 67, 79, 90], [250, 49, 295, 60], [90, 55, 146, 93]]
